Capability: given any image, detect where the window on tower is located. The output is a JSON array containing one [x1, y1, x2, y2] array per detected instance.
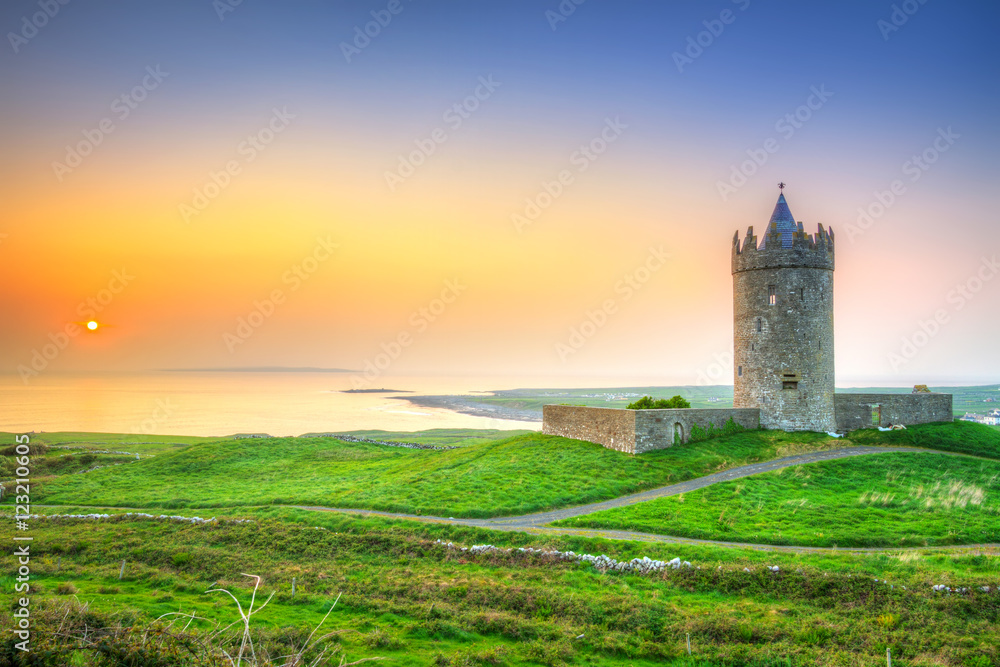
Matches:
[[756, 318, 763, 332], [768, 285, 777, 306], [782, 373, 799, 391]]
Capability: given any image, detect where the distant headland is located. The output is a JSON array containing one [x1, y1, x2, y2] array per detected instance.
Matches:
[[341, 388, 412, 394], [161, 366, 357, 373]]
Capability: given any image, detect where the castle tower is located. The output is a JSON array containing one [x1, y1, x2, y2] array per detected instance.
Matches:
[[732, 186, 836, 432]]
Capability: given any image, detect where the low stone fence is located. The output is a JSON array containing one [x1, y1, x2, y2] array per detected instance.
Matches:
[[834, 393, 953, 431], [542, 405, 760, 454]]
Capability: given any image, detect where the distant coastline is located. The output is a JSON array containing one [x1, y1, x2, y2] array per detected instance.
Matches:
[[393, 394, 542, 423], [341, 388, 412, 394], [161, 366, 357, 373]]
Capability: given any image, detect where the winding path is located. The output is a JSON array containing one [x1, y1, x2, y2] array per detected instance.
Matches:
[[32, 445, 996, 553], [294, 445, 998, 552]]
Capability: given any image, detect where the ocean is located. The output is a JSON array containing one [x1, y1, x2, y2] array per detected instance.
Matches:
[[0, 371, 561, 437]]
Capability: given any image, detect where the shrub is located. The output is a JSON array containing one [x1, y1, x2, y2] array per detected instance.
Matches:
[[362, 626, 404, 650], [55, 582, 78, 595], [171, 552, 193, 567], [627, 395, 691, 410]]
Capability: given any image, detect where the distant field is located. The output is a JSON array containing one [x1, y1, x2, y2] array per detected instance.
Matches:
[[445, 383, 1000, 419], [458, 385, 736, 413], [555, 451, 1000, 548], [327, 428, 535, 447], [13, 429, 859, 517]]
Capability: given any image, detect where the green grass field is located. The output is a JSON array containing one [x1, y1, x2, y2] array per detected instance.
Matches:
[[13, 423, 997, 519], [554, 451, 1000, 548], [3, 509, 999, 667], [4, 422, 1000, 665], [839, 421, 1000, 458], [15, 429, 862, 517]]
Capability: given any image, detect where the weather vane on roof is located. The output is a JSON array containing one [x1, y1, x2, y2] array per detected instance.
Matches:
[[778, 182, 786, 191]]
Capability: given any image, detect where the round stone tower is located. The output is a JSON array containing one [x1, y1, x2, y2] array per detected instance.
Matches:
[[732, 187, 836, 432]]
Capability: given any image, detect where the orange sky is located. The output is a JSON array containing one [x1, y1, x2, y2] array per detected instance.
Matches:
[[2, 1, 997, 387]]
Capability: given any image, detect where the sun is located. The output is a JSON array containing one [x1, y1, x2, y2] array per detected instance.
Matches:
[[86, 321, 99, 331]]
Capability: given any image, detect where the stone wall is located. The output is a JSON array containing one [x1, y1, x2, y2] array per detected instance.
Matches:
[[542, 405, 635, 454], [834, 393, 953, 431], [542, 405, 760, 454], [633, 408, 762, 453]]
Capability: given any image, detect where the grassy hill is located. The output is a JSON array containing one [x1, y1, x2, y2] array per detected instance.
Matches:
[[555, 450, 1000, 548], [8, 422, 996, 520], [16, 429, 858, 517]]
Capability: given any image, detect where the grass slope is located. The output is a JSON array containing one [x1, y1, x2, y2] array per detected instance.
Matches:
[[20, 430, 853, 517], [3, 512, 998, 666], [557, 452, 1000, 548], [848, 420, 1000, 459]]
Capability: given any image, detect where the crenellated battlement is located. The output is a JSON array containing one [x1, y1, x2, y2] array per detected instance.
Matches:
[[732, 221, 835, 273]]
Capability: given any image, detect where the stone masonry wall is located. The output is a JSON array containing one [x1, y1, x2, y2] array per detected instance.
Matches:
[[542, 405, 760, 454], [633, 408, 762, 453], [732, 225, 837, 433], [542, 405, 635, 454], [834, 393, 953, 431]]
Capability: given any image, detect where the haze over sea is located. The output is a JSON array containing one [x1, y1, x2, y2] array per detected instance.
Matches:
[[2, 371, 535, 436], [3, 371, 982, 437]]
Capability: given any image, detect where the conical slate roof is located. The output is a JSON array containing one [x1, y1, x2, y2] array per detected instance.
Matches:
[[761, 193, 797, 249]]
